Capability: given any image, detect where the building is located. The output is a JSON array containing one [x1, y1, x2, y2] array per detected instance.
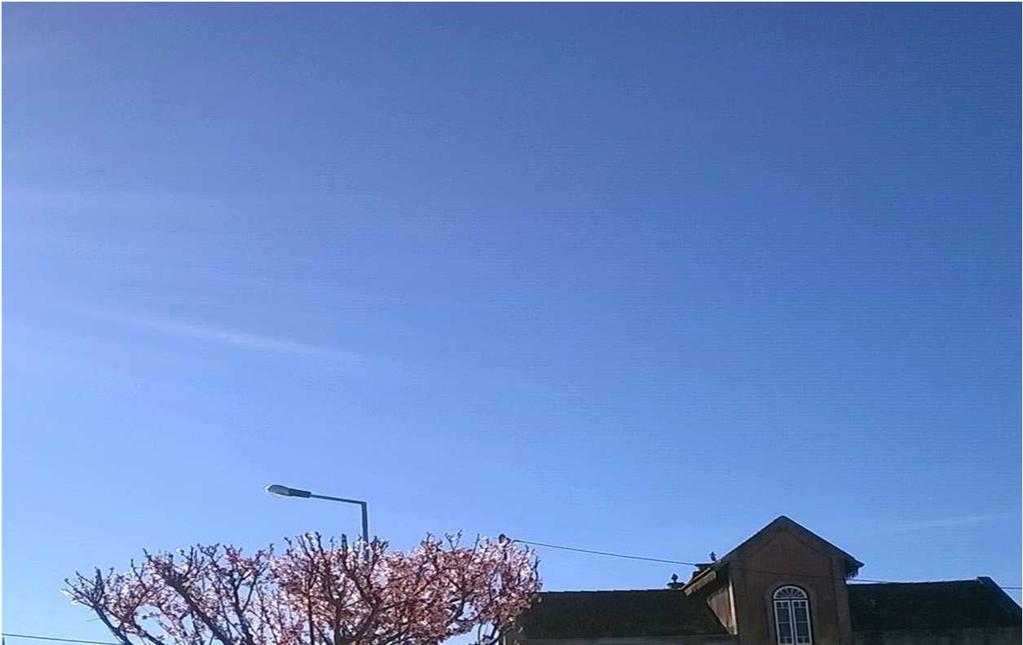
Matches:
[[512, 517, 1020, 645]]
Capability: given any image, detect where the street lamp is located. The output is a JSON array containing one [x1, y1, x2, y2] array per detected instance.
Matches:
[[265, 483, 370, 544]]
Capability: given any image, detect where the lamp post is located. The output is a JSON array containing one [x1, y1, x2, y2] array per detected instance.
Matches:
[[265, 483, 370, 545]]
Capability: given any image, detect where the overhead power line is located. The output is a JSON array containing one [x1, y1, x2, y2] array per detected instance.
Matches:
[[3, 634, 119, 645], [513, 537, 703, 566], [508, 537, 1023, 590]]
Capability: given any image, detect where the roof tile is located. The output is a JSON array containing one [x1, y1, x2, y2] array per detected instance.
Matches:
[[848, 579, 1022, 632], [520, 590, 728, 638]]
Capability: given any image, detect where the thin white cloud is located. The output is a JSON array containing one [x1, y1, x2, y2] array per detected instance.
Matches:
[[858, 512, 1018, 537], [62, 305, 381, 365], [130, 316, 362, 360]]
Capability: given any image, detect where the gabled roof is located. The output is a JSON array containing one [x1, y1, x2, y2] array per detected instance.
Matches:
[[848, 578, 1022, 631], [518, 579, 1022, 640], [686, 516, 863, 592], [517, 590, 729, 639]]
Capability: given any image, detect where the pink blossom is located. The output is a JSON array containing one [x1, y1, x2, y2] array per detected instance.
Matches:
[[65, 534, 541, 645]]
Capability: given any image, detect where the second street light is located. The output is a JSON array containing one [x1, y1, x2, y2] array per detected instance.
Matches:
[[265, 483, 370, 544]]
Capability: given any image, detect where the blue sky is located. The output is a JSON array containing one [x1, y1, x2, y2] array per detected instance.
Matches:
[[3, 3, 1020, 640]]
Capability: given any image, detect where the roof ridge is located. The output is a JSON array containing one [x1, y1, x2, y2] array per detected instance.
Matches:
[[539, 588, 677, 594]]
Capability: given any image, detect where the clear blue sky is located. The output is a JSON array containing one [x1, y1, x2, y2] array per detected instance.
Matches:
[[3, 3, 1020, 640]]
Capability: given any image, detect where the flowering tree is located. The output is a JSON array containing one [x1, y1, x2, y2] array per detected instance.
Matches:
[[65, 534, 540, 645]]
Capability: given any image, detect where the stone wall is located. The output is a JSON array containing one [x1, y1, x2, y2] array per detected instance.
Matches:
[[515, 638, 736, 645], [518, 631, 1023, 645]]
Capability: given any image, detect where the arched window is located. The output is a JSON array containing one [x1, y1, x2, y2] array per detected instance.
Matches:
[[773, 585, 812, 645]]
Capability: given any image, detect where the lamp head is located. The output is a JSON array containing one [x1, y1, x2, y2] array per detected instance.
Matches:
[[265, 484, 312, 498]]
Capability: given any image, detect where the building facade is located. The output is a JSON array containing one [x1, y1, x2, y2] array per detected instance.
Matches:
[[512, 517, 1020, 645]]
